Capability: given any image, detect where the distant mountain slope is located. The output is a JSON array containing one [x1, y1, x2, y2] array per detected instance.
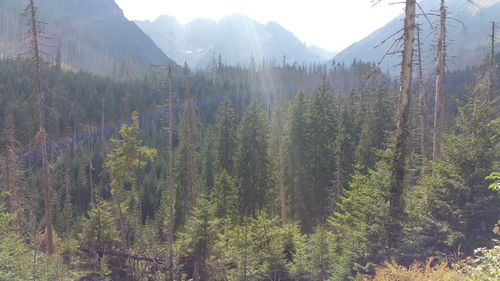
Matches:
[[333, 0, 500, 73], [0, 0, 172, 78], [136, 15, 333, 67]]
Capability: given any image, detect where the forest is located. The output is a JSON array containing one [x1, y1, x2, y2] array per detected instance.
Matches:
[[0, 0, 499, 281]]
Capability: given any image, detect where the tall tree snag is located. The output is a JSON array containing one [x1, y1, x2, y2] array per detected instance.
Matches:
[[417, 25, 429, 175], [25, 0, 54, 255], [166, 65, 175, 281], [489, 22, 496, 100], [432, 0, 447, 162], [3, 115, 23, 233], [388, 0, 416, 247]]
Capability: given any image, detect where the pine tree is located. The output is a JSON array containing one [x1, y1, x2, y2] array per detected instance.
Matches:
[[235, 99, 272, 217]]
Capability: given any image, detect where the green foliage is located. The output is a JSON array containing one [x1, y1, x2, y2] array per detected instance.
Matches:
[[305, 226, 335, 281], [465, 242, 500, 281], [329, 161, 392, 280], [235, 99, 273, 217], [285, 91, 311, 229], [106, 111, 157, 195], [214, 98, 237, 174], [0, 207, 30, 281], [403, 96, 500, 260], [218, 215, 290, 281], [212, 170, 238, 220], [177, 195, 219, 281], [486, 172, 500, 191], [355, 82, 394, 171], [307, 78, 338, 223]]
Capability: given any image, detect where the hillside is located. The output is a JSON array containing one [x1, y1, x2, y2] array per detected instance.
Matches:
[[0, 0, 172, 78], [136, 14, 333, 67], [333, 0, 500, 73]]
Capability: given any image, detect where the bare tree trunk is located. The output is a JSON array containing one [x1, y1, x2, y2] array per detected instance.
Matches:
[[388, 0, 416, 247], [63, 146, 72, 239], [417, 26, 429, 175], [432, 0, 447, 162], [489, 22, 496, 100], [3, 115, 23, 233], [26, 0, 53, 255], [276, 97, 287, 224], [183, 73, 197, 206], [166, 65, 175, 281]]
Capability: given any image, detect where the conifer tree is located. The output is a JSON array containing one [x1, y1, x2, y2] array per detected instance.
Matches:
[[178, 195, 218, 281], [214, 98, 236, 175], [307, 77, 337, 222], [175, 67, 200, 229], [211, 170, 238, 220], [286, 92, 311, 230], [105, 112, 157, 242], [235, 99, 272, 217]]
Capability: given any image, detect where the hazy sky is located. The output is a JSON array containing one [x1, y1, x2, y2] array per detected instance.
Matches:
[[114, 0, 404, 52]]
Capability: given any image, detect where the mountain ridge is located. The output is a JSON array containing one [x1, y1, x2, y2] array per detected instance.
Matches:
[[333, 0, 500, 73], [136, 14, 334, 67], [0, 0, 172, 78]]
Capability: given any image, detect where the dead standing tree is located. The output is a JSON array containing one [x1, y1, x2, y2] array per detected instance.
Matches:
[[488, 22, 497, 100], [388, 0, 417, 247], [24, 0, 54, 255], [2, 115, 24, 233], [432, 0, 447, 162], [151, 63, 176, 281], [416, 25, 429, 175]]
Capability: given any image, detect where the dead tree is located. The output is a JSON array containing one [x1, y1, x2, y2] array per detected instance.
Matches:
[[25, 0, 54, 255], [417, 25, 429, 175], [166, 65, 175, 281], [388, 0, 416, 247], [274, 95, 287, 224], [2, 115, 23, 233], [62, 141, 72, 239], [432, 0, 447, 162], [151, 64, 175, 281], [182, 66, 198, 206], [489, 22, 496, 100]]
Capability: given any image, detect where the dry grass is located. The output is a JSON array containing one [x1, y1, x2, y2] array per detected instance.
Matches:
[[357, 258, 469, 281]]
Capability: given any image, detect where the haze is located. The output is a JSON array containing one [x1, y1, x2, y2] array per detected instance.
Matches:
[[114, 0, 404, 53]]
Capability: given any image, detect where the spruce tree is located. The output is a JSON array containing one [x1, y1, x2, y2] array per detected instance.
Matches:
[[235, 99, 272, 217], [307, 77, 337, 222], [285, 92, 310, 229], [214, 98, 237, 175], [211, 170, 238, 220]]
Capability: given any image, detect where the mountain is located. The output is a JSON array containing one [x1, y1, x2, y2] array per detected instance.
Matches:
[[136, 14, 332, 67], [0, 0, 172, 78], [333, 0, 500, 73]]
